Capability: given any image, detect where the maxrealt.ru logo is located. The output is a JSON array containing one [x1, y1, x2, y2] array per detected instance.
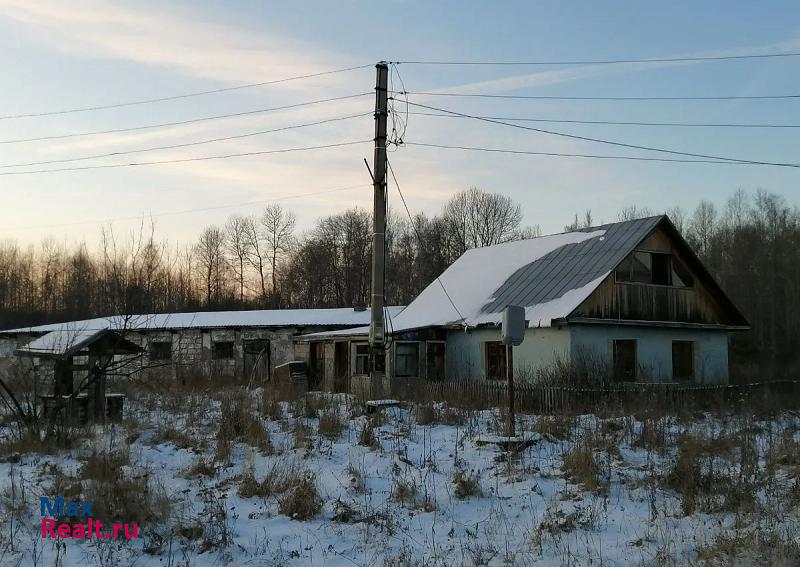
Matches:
[[40, 497, 138, 539]]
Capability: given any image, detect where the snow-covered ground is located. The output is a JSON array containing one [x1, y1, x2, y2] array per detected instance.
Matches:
[[2, 387, 800, 566]]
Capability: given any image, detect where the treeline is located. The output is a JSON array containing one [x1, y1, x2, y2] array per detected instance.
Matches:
[[1, 188, 798, 374], [0, 188, 533, 328]]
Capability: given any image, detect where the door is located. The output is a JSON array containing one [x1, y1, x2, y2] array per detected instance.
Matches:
[[334, 341, 349, 393], [243, 340, 270, 383]]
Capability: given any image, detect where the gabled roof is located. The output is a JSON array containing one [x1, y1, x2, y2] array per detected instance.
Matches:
[[389, 216, 687, 332], [0, 307, 406, 336]]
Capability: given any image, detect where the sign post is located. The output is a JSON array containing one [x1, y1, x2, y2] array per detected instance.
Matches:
[[501, 305, 526, 437]]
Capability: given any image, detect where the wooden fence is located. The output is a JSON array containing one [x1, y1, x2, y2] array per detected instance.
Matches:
[[387, 378, 800, 415]]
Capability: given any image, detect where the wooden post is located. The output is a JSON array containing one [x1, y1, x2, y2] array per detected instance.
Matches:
[[506, 344, 515, 437]]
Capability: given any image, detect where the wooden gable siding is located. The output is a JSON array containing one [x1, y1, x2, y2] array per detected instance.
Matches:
[[571, 226, 731, 325]]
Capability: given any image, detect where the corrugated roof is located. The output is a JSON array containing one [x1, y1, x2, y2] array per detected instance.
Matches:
[[1, 306, 406, 336], [388, 216, 663, 332]]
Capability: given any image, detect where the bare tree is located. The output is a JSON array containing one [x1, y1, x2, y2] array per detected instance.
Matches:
[[194, 226, 228, 307], [442, 187, 523, 255], [224, 215, 252, 303], [617, 205, 654, 221], [261, 205, 296, 307]]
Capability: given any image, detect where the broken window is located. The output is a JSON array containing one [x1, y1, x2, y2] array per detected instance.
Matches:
[[212, 341, 234, 360], [671, 257, 694, 287], [354, 344, 370, 375], [149, 341, 172, 361], [395, 342, 420, 378], [485, 341, 511, 380], [651, 253, 671, 285], [613, 339, 637, 381], [426, 341, 446, 381], [672, 341, 694, 380], [615, 251, 693, 287]]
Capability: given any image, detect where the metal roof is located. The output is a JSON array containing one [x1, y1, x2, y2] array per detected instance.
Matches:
[[0, 306, 406, 336], [387, 216, 668, 331], [481, 216, 662, 313]]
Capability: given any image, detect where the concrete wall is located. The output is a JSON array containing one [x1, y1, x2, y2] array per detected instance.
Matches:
[[445, 326, 571, 382], [569, 324, 730, 384]]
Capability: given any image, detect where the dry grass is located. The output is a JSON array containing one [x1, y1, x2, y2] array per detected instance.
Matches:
[[278, 472, 322, 520], [416, 403, 436, 426], [697, 530, 800, 566], [150, 425, 196, 450], [79, 447, 131, 482], [217, 392, 272, 453], [561, 441, 603, 492], [318, 409, 345, 440], [662, 432, 757, 516], [534, 415, 573, 441], [452, 469, 481, 499], [357, 421, 379, 449], [181, 457, 216, 479]]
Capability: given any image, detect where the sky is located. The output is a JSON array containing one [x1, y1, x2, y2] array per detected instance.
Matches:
[[0, 0, 799, 247]]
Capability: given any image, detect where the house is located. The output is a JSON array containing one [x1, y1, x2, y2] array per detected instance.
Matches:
[[0, 307, 404, 383], [302, 216, 749, 389]]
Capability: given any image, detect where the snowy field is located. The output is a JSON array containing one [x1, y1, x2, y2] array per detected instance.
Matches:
[[2, 385, 800, 566]]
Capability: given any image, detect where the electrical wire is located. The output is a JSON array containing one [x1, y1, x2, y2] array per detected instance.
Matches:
[[406, 110, 800, 129], [402, 141, 754, 165], [0, 112, 371, 169], [1, 184, 370, 232], [0, 64, 373, 120], [392, 52, 800, 65], [386, 157, 466, 324], [0, 92, 372, 145], [398, 99, 800, 168], [395, 90, 800, 102], [0, 139, 371, 176]]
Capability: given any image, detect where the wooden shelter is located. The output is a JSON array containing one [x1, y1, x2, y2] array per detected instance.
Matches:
[[16, 328, 141, 423]]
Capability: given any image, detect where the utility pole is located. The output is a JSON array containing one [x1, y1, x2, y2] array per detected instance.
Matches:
[[369, 62, 389, 395]]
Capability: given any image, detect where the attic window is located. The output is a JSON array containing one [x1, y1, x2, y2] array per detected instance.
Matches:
[[614, 251, 693, 287]]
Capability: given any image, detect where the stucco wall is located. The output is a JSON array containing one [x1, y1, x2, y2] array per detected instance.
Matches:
[[569, 324, 730, 384], [445, 327, 571, 382]]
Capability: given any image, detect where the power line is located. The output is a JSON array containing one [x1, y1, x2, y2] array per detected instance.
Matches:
[[393, 52, 800, 66], [385, 157, 466, 324], [0, 92, 372, 145], [400, 100, 800, 168], [405, 110, 800, 129], [2, 184, 370, 232], [1, 112, 371, 169], [403, 141, 752, 165], [397, 90, 800, 101], [0, 139, 371, 176], [0, 64, 373, 120]]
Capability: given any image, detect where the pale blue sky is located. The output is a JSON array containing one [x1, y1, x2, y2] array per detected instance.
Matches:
[[1, 1, 799, 245]]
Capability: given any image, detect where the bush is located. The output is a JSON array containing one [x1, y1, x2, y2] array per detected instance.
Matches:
[[218, 392, 272, 453], [534, 415, 573, 441]]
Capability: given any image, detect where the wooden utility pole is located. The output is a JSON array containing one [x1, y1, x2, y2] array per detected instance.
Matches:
[[369, 62, 389, 393]]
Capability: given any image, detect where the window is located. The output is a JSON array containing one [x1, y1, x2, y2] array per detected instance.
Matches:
[[354, 344, 370, 375], [149, 341, 172, 361], [613, 339, 637, 381], [426, 341, 446, 381], [672, 341, 694, 380], [485, 342, 511, 380], [671, 258, 694, 288], [212, 341, 234, 360], [615, 251, 693, 287], [395, 342, 420, 378]]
